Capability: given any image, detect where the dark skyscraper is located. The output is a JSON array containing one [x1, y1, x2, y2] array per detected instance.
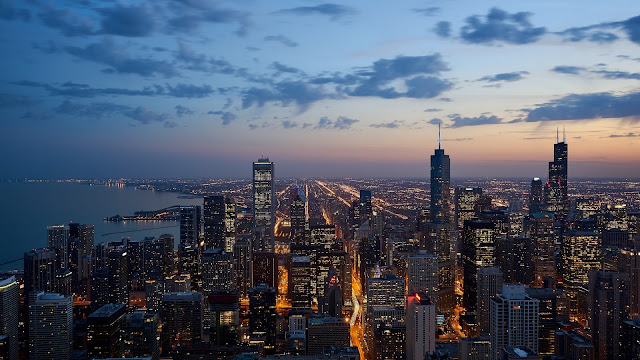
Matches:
[[203, 195, 226, 250], [430, 146, 451, 224], [87, 303, 127, 359], [180, 205, 202, 247], [359, 189, 373, 225], [253, 158, 275, 252], [290, 184, 307, 245], [462, 219, 497, 312], [529, 178, 544, 215], [546, 133, 568, 219]]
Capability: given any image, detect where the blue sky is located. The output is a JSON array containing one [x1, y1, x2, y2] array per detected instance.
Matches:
[[1, 0, 640, 178]]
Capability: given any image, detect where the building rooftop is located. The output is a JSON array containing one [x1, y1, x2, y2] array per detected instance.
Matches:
[[89, 303, 126, 318]]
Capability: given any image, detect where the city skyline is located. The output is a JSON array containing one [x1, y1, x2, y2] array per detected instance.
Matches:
[[2, 0, 640, 179]]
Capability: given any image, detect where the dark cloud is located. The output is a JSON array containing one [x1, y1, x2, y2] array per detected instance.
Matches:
[[20, 111, 51, 121], [424, 108, 442, 113], [447, 115, 503, 128], [242, 81, 333, 110], [551, 66, 586, 75], [592, 70, 640, 80], [369, 120, 404, 128], [274, 3, 356, 21], [264, 35, 298, 47], [315, 116, 359, 130], [99, 4, 155, 37], [248, 124, 259, 130], [434, 21, 451, 38], [66, 38, 177, 77], [208, 110, 237, 125], [0, 93, 38, 108], [175, 105, 194, 117], [31, 40, 58, 54], [165, 84, 214, 98], [404, 76, 453, 98], [427, 118, 441, 125], [413, 7, 440, 17], [459, 8, 546, 45], [12, 80, 162, 98], [125, 106, 168, 124], [559, 15, 640, 45], [163, 121, 180, 128], [271, 62, 303, 74], [167, 1, 249, 36], [478, 71, 528, 82], [54, 100, 131, 118], [609, 132, 640, 138], [39, 6, 96, 36], [0, 0, 30, 21], [525, 91, 640, 122], [367, 54, 449, 81], [282, 120, 298, 129]]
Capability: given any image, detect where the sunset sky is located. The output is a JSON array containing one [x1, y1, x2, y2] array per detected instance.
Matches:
[[1, 0, 640, 179]]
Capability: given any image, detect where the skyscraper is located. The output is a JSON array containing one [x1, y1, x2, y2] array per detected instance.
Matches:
[[407, 251, 438, 303], [359, 189, 373, 225], [24, 248, 57, 295], [0, 276, 18, 360], [249, 284, 277, 351], [546, 134, 568, 220], [161, 292, 203, 354], [528, 178, 544, 216], [28, 292, 73, 360], [454, 187, 483, 230], [201, 248, 235, 293], [121, 311, 160, 360], [490, 284, 539, 360], [290, 185, 307, 245], [47, 225, 69, 269], [253, 157, 275, 252], [87, 303, 127, 359], [530, 212, 557, 287], [430, 146, 451, 224], [407, 292, 436, 360], [462, 219, 497, 312], [203, 195, 226, 250], [180, 205, 202, 246], [306, 315, 350, 355], [233, 238, 252, 299], [477, 267, 503, 334]]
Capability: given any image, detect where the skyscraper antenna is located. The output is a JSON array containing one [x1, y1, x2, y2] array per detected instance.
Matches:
[[438, 121, 441, 149], [563, 125, 566, 143], [556, 127, 559, 143]]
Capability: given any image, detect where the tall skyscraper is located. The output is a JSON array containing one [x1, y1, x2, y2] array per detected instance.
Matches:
[[121, 311, 160, 360], [201, 248, 235, 293], [359, 189, 373, 225], [430, 145, 451, 224], [530, 212, 557, 287], [47, 225, 69, 269], [306, 315, 350, 355], [24, 248, 57, 295], [290, 185, 307, 245], [107, 246, 129, 305], [224, 198, 237, 252], [289, 255, 313, 309], [161, 292, 203, 354], [249, 284, 277, 351], [180, 205, 201, 246], [462, 219, 497, 312], [367, 274, 405, 309], [203, 195, 226, 250], [407, 292, 436, 360], [87, 303, 127, 359], [407, 251, 438, 304], [233, 238, 252, 299], [28, 292, 73, 360], [588, 270, 630, 360], [253, 157, 275, 252], [528, 178, 544, 215], [0, 276, 18, 360], [490, 284, 539, 360], [454, 187, 483, 230], [546, 134, 568, 220], [477, 267, 503, 334]]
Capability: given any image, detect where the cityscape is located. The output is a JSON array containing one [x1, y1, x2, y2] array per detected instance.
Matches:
[[0, 136, 639, 360]]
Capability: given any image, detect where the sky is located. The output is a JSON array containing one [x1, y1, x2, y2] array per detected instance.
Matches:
[[1, 0, 640, 179]]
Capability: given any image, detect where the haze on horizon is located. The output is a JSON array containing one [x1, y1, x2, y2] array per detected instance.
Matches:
[[1, 0, 639, 179]]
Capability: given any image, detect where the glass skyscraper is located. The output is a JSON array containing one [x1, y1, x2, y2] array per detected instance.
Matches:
[[253, 158, 275, 252]]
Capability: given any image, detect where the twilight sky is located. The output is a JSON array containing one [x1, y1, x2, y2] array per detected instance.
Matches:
[[1, 0, 640, 179]]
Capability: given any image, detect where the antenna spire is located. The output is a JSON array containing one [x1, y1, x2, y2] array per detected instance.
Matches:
[[556, 127, 559, 143], [438, 121, 441, 149], [563, 125, 566, 143]]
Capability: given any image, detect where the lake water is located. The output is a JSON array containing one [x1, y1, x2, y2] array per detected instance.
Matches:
[[0, 182, 203, 270]]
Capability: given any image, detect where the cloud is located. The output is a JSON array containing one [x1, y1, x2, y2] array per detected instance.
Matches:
[[369, 120, 404, 128], [478, 71, 528, 82], [0, 0, 30, 21], [282, 120, 297, 129], [592, 70, 640, 80], [20, 111, 51, 121], [525, 91, 640, 122], [404, 76, 453, 98], [163, 121, 180, 128], [264, 35, 298, 47], [248, 124, 259, 130], [427, 118, 441, 125], [99, 4, 155, 37], [446, 115, 503, 128], [208, 111, 237, 125], [54, 100, 131, 118], [274, 4, 356, 21], [165, 84, 214, 98], [66, 38, 177, 77], [271, 62, 303, 74], [125, 106, 168, 124], [314, 116, 359, 130], [424, 108, 442, 112], [167, 1, 249, 36], [558, 15, 640, 45], [242, 81, 333, 110], [609, 132, 640, 138], [459, 8, 546, 45], [0, 93, 38, 108], [175, 105, 194, 117], [39, 6, 96, 36], [551, 66, 586, 75], [413, 7, 440, 17], [434, 21, 451, 38]]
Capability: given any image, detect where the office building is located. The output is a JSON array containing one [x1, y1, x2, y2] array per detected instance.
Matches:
[[107, 246, 129, 305], [306, 315, 350, 355], [204, 195, 226, 250], [545, 137, 569, 220], [462, 219, 496, 312], [622, 318, 640, 360], [28, 292, 73, 360], [248, 284, 277, 350], [588, 270, 629, 360], [477, 267, 503, 334], [554, 328, 594, 360], [208, 292, 239, 346], [121, 311, 160, 360], [321, 266, 343, 317], [253, 158, 275, 252], [289, 256, 313, 309], [161, 292, 203, 354], [87, 304, 127, 359], [201, 248, 235, 293], [454, 187, 483, 230], [0, 277, 18, 360], [490, 284, 539, 360], [526, 288, 569, 355], [47, 225, 69, 269], [562, 231, 602, 292], [233, 238, 252, 299], [407, 292, 436, 360], [359, 190, 373, 225], [310, 224, 339, 251], [372, 325, 406, 360], [530, 213, 556, 287], [458, 336, 491, 360], [180, 205, 201, 247], [253, 252, 277, 288], [224, 199, 237, 252], [178, 243, 199, 290], [529, 178, 544, 216], [24, 248, 57, 294], [367, 274, 405, 309], [290, 185, 307, 245]]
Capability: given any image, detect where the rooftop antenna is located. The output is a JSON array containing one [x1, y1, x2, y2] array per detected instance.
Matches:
[[438, 120, 441, 149], [556, 127, 559, 144], [563, 125, 566, 143]]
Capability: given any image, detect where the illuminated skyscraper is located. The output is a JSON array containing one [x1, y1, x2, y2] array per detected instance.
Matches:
[[289, 255, 313, 309], [477, 267, 503, 334], [430, 147, 450, 224], [28, 292, 73, 360], [546, 133, 568, 220], [359, 190, 373, 225], [203, 195, 226, 250], [47, 225, 69, 269], [529, 178, 544, 215], [462, 219, 497, 312], [454, 187, 483, 230], [0, 276, 18, 360], [407, 251, 438, 304], [588, 270, 629, 360], [530, 212, 557, 287], [407, 292, 436, 360], [161, 292, 203, 354], [24, 248, 57, 295], [87, 303, 127, 359], [490, 284, 539, 360], [180, 205, 201, 247], [253, 158, 275, 252], [121, 311, 160, 360], [201, 248, 235, 293], [290, 185, 307, 245]]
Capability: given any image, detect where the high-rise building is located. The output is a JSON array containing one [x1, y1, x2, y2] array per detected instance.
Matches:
[[496, 236, 533, 285], [306, 315, 350, 355], [248, 284, 277, 350], [0, 276, 18, 360], [310, 224, 339, 251], [526, 288, 569, 355], [289, 255, 313, 309], [529, 178, 544, 216], [373, 325, 406, 360], [121, 311, 160, 360], [161, 292, 203, 354], [253, 252, 277, 288], [554, 328, 594, 360], [545, 137, 568, 220], [233, 238, 252, 299], [290, 185, 307, 245], [24, 248, 57, 295], [367, 274, 405, 309], [562, 231, 602, 301], [430, 144, 451, 224], [622, 318, 640, 360], [359, 190, 373, 225], [253, 158, 275, 252], [588, 270, 630, 360], [69, 223, 94, 296], [407, 251, 438, 304], [407, 292, 436, 360], [224, 199, 237, 252], [454, 187, 483, 230], [458, 335, 491, 360], [28, 292, 73, 360], [490, 284, 539, 360], [178, 243, 199, 290], [530, 213, 557, 287], [201, 248, 235, 293], [180, 205, 201, 247], [87, 303, 127, 359], [208, 292, 239, 346], [321, 266, 343, 317], [47, 225, 69, 269], [477, 267, 503, 334], [204, 195, 226, 250], [107, 246, 129, 305], [462, 219, 497, 312]]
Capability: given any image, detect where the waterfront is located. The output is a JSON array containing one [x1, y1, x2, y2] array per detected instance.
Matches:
[[0, 181, 203, 270]]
